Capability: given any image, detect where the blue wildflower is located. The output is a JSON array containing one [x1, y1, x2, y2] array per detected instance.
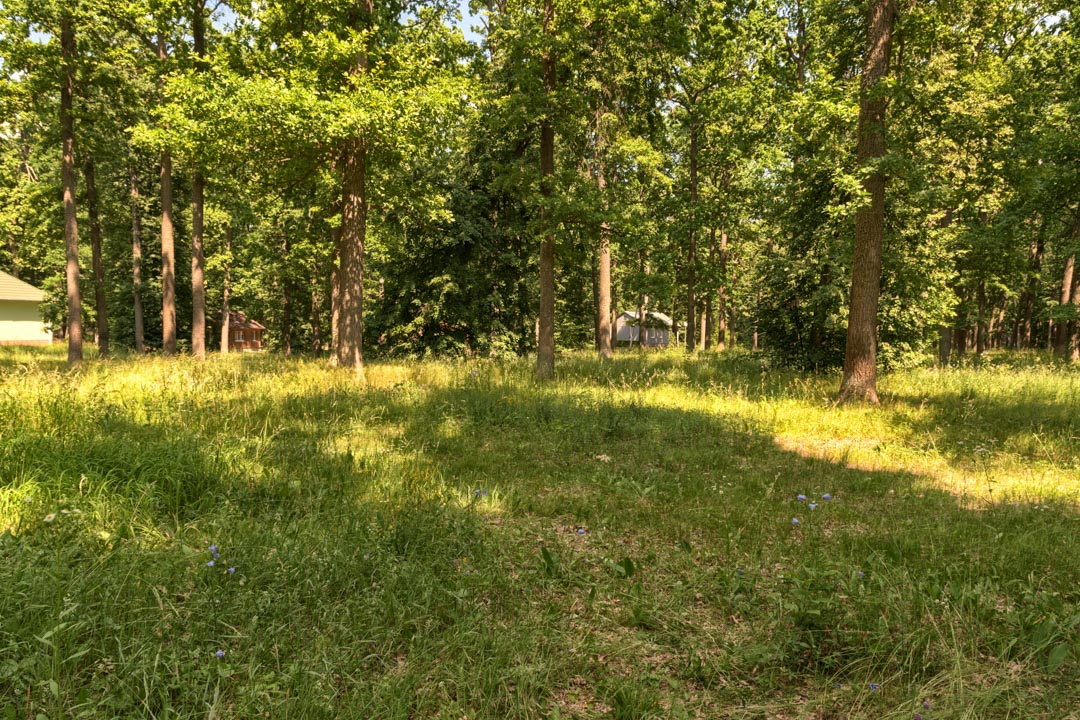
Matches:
[[577, 528, 586, 535], [474, 489, 488, 496], [822, 493, 832, 501], [736, 569, 744, 575], [209, 545, 217, 554], [792, 517, 800, 525], [809, 503, 817, 511], [857, 571, 865, 578], [228, 567, 236, 574], [216, 649, 225, 659], [207, 560, 215, 567], [797, 494, 807, 502], [869, 683, 880, 691]]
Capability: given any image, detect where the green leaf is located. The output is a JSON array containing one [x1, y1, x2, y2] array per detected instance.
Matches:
[[1047, 644, 1070, 673]]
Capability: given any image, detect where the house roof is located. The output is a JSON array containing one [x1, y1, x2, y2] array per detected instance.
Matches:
[[228, 311, 266, 331], [618, 310, 674, 327], [0, 270, 45, 302]]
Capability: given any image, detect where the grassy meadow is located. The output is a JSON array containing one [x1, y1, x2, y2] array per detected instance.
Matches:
[[1, 345, 1078, 719]]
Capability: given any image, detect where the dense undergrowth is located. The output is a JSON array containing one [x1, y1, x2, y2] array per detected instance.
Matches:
[[1, 346, 1078, 719]]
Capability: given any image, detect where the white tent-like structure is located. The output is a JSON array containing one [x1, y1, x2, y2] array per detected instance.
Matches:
[[614, 310, 674, 347], [0, 271, 52, 346]]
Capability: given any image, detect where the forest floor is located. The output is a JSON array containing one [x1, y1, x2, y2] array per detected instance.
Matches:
[[1, 346, 1078, 719]]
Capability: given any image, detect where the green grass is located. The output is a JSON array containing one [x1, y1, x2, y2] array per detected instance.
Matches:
[[1, 345, 1078, 719]]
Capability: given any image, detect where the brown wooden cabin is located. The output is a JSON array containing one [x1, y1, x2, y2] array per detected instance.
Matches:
[[227, 311, 266, 352]]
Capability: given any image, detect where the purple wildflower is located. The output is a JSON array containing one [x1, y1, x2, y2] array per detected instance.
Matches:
[[809, 503, 817, 511], [869, 683, 879, 691], [792, 517, 800, 525], [797, 494, 807, 502], [822, 493, 832, 501], [228, 567, 236, 574], [207, 560, 215, 567], [216, 649, 225, 659]]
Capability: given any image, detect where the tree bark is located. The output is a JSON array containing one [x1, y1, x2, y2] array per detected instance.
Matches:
[[158, 34, 177, 356], [536, 0, 557, 380], [1021, 236, 1044, 348], [838, 0, 896, 404], [130, 167, 145, 353], [61, 13, 82, 368], [329, 226, 341, 363], [161, 150, 177, 355], [976, 279, 987, 356], [221, 225, 231, 354], [190, 0, 207, 359], [84, 157, 109, 358], [685, 119, 699, 352], [281, 233, 293, 357], [597, 169, 612, 360], [1056, 254, 1076, 358], [717, 230, 729, 352], [335, 139, 366, 377], [1069, 270, 1080, 362]]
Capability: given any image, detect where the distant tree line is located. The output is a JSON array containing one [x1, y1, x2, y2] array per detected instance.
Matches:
[[1, 0, 1077, 398]]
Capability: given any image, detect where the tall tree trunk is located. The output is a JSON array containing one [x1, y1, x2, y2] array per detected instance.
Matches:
[[281, 234, 293, 357], [1069, 271, 1080, 362], [685, 119, 699, 352], [221, 225, 231, 354], [937, 326, 951, 366], [161, 150, 177, 355], [717, 230, 729, 352], [838, 0, 897, 403], [976, 279, 987, 356], [1021, 235, 1044, 348], [311, 271, 323, 354], [1056, 254, 1076, 358], [130, 167, 145, 353], [335, 139, 367, 377], [158, 35, 177, 356], [190, 0, 207, 359], [597, 167, 612, 360], [536, 0, 557, 379], [329, 226, 341, 363], [84, 157, 108, 358], [61, 13, 82, 368]]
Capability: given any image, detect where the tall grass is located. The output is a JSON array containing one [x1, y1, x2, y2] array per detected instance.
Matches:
[[1, 347, 1077, 718]]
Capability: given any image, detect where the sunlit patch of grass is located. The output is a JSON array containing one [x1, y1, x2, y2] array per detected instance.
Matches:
[[1, 348, 1078, 718]]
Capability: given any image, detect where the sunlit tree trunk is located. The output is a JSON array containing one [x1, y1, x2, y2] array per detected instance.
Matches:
[[85, 157, 108, 358], [130, 168, 145, 353], [220, 225, 231, 354], [190, 0, 207, 359], [1055, 254, 1075, 359], [597, 170, 612, 360], [536, 0, 557, 379], [685, 119, 699, 352], [838, 0, 897, 403], [158, 34, 177, 356], [335, 138, 366, 377], [61, 13, 82, 368]]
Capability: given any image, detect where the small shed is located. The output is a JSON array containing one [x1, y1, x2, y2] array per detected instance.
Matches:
[[0, 271, 52, 346], [227, 311, 266, 352], [615, 310, 673, 348]]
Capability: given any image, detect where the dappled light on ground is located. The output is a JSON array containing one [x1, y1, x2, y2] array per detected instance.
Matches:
[[1, 349, 1078, 718]]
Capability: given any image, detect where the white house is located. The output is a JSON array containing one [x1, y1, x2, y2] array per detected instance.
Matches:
[[0, 271, 52, 346], [614, 310, 674, 347]]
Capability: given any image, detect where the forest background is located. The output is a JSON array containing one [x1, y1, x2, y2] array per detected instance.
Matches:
[[1, 0, 1079, 383]]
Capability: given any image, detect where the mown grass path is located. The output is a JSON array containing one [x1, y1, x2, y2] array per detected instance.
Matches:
[[1, 347, 1078, 719]]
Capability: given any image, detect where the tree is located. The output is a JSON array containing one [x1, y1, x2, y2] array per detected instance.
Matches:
[[838, 0, 897, 404]]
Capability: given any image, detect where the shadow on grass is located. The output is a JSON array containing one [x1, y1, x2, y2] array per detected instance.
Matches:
[[3, 355, 1078, 718]]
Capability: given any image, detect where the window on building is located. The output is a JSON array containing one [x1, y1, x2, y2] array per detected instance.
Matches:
[[234, 331, 244, 343]]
